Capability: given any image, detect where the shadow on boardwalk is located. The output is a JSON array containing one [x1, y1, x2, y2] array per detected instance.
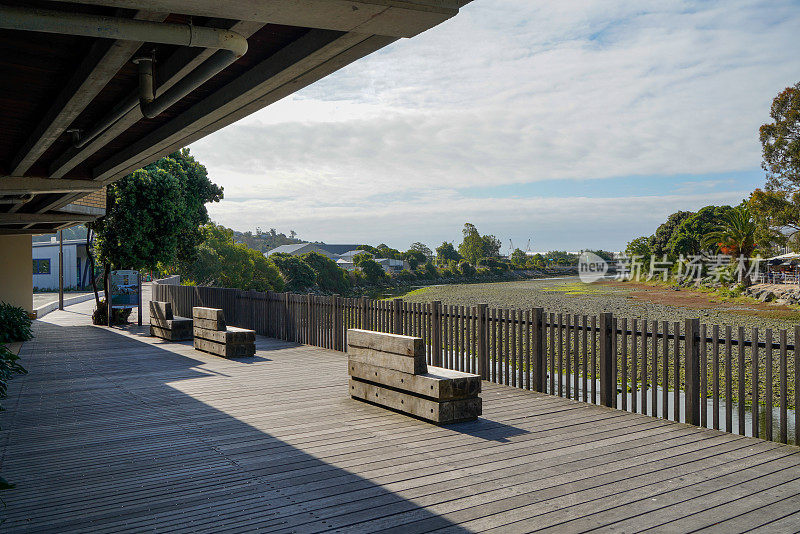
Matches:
[[0, 315, 472, 532]]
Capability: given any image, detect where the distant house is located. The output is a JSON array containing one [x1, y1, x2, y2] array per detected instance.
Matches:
[[265, 243, 335, 259], [32, 238, 92, 290], [268, 244, 409, 273]]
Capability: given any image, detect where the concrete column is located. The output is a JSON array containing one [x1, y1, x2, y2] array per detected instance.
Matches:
[[0, 235, 33, 313]]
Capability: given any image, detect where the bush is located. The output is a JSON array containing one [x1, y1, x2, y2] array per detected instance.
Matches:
[[459, 261, 476, 277], [0, 302, 32, 343], [300, 252, 350, 293], [92, 299, 132, 325]]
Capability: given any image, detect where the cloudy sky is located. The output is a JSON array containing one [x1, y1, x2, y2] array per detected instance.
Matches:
[[189, 0, 800, 253]]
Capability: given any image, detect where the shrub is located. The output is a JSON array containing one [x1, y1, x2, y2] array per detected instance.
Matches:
[[459, 261, 477, 277], [300, 252, 350, 293], [0, 302, 32, 343], [92, 299, 132, 325]]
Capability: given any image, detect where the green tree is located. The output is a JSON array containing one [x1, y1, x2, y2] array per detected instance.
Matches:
[[458, 223, 499, 264], [359, 258, 388, 284], [376, 243, 402, 259], [667, 205, 733, 257], [649, 211, 694, 257], [181, 223, 284, 292], [270, 253, 316, 291], [435, 242, 461, 265], [510, 248, 527, 267], [625, 236, 651, 259], [300, 251, 350, 293], [403, 249, 426, 270], [750, 82, 800, 250], [702, 205, 758, 284], [409, 242, 433, 259], [459, 260, 477, 277], [90, 149, 222, 311], [481, 234, 502, 258], [352, 252, 374, 267]]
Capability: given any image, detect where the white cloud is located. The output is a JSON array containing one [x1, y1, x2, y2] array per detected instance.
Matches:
[[190, 0, 800, 250]]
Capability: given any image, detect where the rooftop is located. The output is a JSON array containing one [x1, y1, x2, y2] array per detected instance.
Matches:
[[2, 296, 799, 531]]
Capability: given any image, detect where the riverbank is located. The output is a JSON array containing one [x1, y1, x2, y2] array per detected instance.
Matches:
[[397, 276, 800, 332]]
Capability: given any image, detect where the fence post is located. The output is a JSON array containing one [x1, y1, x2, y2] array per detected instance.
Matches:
[[334, 295, 343, 351], [685, 318, 701, 426], [599, 312, 614, 407], [432, 300, 442, 366], [533, 307, 545, 392], [360, 297, 367, 330], [306, 293, 312, 345], [477, 303, 488, 379], [393, 298, 403, 335]]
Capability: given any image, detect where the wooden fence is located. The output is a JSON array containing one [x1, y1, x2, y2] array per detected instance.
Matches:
[[154, 283, 800, 445]]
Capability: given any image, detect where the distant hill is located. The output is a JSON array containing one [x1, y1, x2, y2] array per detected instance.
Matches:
[[32, 224, 88, 243], [233, 229, 315, 254]]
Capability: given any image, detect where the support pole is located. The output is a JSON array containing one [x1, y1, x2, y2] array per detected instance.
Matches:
[[137, 270, 142, 326], [533, 307, 545, 392], [58, 229, 64, 310]]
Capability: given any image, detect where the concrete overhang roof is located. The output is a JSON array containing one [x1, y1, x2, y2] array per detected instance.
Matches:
[[0, 0, 470, 235]]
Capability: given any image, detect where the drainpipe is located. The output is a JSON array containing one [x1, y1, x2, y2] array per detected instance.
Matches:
[[0, 6, 248, 146]]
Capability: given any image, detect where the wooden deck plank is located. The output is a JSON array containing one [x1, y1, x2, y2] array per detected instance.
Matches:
[[1, 297, 798, 532]]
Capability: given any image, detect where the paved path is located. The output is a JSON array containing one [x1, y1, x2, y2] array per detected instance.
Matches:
[[1, 298, 799, 532]]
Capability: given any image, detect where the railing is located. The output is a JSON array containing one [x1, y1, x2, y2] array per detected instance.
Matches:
[[154, 283, 800, 445]]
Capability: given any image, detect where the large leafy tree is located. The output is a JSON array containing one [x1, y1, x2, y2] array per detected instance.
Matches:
[[751, 82, 800, 250], [402, 249, 426, 270], [91, 148, 222, 272], [625, 236, 651, 259], [409, 242, 433, 259], [667, 205, 733, 257], [457, 223, 501, 264], [270, 253, 316, 292], [649, 211, 694, 257], [435, 241, 461, 265]]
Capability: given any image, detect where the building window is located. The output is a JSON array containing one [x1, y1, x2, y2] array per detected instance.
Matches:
[[33, 259, 51, 275]]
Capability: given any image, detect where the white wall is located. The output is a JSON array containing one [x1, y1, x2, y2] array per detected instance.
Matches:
[[32, 242, 80, 290]]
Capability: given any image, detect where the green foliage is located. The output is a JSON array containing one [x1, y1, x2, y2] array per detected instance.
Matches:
[[180, 223, 284, 292], [359, 258, 388, 284], [477, 257, 509, 273], [760, 82, 800, 187], [356, 245, 382, 257], [0, 303, 32, 343], [352, 252, 375, 266], [459, 260, 477, 277], [435, 241, 461, 265], [543, 251, 579, 265], [91, 148, 223, 271], [649, 211, 694, 257], [393, 269, 417, 282], [667, 205, 734, 257], [91, 299, 132, 325], [234, 227, 303, 253], [409, 242, 433, 258], [702, 205, 758, 259], [403, 249, 426, 270], [510, 248, 528, 267], [625, 236, 652, 259], [423, 262, 439, 279], [457, 223, 501, 264], [300, 252, 350, 293], [270, 253, 315, 292], [376, 243, 402, 260], [0, 345, 26, 401]]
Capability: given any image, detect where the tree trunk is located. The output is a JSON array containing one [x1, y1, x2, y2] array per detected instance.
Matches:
[[104, 263, 111, 326], [86, 229, 101, 309]]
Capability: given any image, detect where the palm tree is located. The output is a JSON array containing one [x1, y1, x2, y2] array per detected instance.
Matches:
[[702, 206, 758, 284]]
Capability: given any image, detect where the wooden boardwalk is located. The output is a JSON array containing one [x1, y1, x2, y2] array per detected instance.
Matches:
[[2, 301, 800, 533]]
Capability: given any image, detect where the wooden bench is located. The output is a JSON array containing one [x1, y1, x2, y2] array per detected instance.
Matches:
[[149, 301, 192, 341], [347, 329, 481, 424], [192, 307, 255, 358]]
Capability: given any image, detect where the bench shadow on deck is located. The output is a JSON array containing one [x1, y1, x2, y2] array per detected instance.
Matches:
[[2, 305, 800, 533]]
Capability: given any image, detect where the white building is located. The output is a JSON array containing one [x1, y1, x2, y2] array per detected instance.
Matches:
[[32, 238, 92, 290]]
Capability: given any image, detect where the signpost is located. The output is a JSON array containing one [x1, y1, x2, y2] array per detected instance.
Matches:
[[109, 270, 141, 325]]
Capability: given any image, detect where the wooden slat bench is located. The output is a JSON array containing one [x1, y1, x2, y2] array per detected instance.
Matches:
[[149, 301, 192, 341], [347, 329, 481, 424], [192, 307, 255, 358]]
